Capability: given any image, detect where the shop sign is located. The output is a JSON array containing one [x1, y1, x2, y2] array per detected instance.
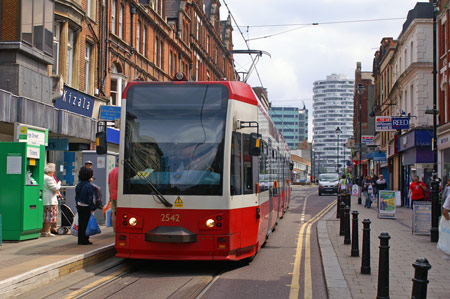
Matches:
[[99, 105, 121, 121], [376, 116, 410, 131], [362, 135, 374, 145], [55, 85, 94, 117]]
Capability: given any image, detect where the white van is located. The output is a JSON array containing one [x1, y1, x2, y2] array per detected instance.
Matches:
[[318, 173, 340, 196]]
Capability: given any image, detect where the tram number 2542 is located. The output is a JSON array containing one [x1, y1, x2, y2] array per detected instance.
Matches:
[[161, 214, 180, 222]]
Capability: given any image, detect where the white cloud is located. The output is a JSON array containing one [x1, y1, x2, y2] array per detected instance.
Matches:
[[220, 0, 426, 141]]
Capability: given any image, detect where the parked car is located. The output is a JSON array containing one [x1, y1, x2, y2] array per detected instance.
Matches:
[[318, 173, 340, 196]]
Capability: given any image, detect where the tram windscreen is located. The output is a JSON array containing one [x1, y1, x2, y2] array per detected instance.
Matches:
[[123, 84, 228, 195]]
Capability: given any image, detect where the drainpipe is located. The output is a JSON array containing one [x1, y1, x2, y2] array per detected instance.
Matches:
[[130, 5, 136, 50]]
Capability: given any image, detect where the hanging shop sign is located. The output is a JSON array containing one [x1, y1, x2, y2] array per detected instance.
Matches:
[[362, 135, 374, 145], [376, 116, 410, 131], [55, 85, 94, 117]]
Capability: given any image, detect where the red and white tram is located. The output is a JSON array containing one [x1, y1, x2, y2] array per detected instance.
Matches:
[[113, 74, 292, 261]]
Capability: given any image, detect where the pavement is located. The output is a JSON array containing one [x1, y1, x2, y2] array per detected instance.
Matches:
[[0, 225, 115, 298], [318, 194, 450, 299], [1, 192, 449, 299]]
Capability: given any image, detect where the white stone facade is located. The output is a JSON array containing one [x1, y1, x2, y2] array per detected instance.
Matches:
[[390, 18, 433, 128]]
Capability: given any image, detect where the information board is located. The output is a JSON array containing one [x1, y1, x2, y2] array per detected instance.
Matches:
[[412, 201, 431, 235], [378, 190, 396, 219]]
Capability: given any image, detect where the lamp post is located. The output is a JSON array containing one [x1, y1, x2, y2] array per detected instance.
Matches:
[[430, 0, 439, 243], [336, 127, 342, 174], [357, 83, 365, 204]]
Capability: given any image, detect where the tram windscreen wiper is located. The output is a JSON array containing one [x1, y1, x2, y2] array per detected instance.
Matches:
[[125, 160, 173, 207]]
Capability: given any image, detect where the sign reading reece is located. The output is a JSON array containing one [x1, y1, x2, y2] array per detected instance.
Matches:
[[55, 85, 94, 117]]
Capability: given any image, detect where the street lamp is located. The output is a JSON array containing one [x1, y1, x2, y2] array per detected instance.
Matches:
[[429, 0, 439, 243], [357, 82, 365, 204], [336, 127, 342, 173]]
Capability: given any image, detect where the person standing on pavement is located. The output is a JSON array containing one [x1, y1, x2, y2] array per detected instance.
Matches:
[[408, 175, 427, 209], [443, 191, 450, 220], [75, 167, 96, 245], [375, 174, 387, 208], [442, 179, 450, 203], [338, 174, 349, 193], [41, 163, 61, 237], [108, 163, 119, 232], [362, 176, 373, 208]]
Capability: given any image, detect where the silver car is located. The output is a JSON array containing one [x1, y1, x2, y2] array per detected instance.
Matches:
[[318, 173, 340, 196]]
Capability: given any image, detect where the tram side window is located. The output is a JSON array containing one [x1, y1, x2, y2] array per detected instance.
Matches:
[[243, 134, 253, 194], [231, 132, 242, 195], [259, 141, 268, 191]]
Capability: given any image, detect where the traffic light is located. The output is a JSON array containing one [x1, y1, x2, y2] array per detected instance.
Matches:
[[96, 131, 107, 155]]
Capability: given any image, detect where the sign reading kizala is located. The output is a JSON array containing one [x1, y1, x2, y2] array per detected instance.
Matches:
[[54, 85, 94, 117]]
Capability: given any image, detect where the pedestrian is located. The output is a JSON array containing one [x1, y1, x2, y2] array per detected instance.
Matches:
[[408, 175, 427, 209], [84, 160, 93, 168], [41, 163, 61, 237], [375, 174, 387, 207], [108, 162, 119, 232], [362, 176, 373, 208], [338, 174, 349, 193], [442, 179, 450, 203], [75, 166, 96, 245], [444, 191, 450, 221]]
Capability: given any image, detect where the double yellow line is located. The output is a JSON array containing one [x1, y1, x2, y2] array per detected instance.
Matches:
[[289, 198, 335, 299]]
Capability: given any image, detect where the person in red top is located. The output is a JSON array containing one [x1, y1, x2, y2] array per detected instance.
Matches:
[[408, 175, 427, 209], [108, 164, 119, 232]]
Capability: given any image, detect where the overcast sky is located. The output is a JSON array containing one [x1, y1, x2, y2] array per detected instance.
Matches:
[[220, 0, 427, 141]]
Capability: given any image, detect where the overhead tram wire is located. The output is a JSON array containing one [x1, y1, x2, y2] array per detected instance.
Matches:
[[237, 17, 406, 42], [222, 0, 265, 86]]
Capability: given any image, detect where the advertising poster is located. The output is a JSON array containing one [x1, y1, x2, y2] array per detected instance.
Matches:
[[352, 184, 359, 196], [378, 190, 396, 219], [412, 201, 431, 235]]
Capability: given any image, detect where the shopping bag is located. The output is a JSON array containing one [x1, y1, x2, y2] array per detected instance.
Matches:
[[106, 208, 112, 227], [85, 214, 101, 237], [438, 217, 450, 255], [102, 200, 111, 218], [70, 213, 79, 237]]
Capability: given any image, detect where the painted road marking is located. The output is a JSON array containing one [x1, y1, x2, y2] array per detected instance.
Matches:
[[289, 199, 335, 299]]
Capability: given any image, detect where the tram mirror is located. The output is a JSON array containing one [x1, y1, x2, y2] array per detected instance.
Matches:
[[96, 131, 107, 155], [250, 133, 261, 156]]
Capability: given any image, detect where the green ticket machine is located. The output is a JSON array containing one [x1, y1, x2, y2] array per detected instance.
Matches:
[[0, 142, 45, 241]]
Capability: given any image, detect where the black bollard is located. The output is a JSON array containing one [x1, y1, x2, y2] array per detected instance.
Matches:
[[377, 232, 391, 299], [361, 219, 371, 274], [351, 211, 359, 257], [411, 257, 432, 299], [344, 205, 351, 245], [343, 192, 351, 209], [339, 201, 345, 236], [336, 193, 341, 218]]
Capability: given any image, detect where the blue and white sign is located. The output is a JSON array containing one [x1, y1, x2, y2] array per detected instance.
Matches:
[[376, 116, 410, 131], [392, 117, 410, 130], [55, 85, 94, 117], [99, 105, 121, 121]]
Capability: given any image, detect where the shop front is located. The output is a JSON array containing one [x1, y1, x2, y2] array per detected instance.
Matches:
[[398, 129, 433, 204], [438, 122, 450, 183]]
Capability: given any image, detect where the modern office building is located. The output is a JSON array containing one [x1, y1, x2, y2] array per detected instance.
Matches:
[[269, 106, 308, 150], [313, 74, 354, 173]]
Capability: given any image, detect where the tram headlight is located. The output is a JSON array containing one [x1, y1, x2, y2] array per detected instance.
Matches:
[[129, 217, 138, 226], [206, 219, 215, 228]]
